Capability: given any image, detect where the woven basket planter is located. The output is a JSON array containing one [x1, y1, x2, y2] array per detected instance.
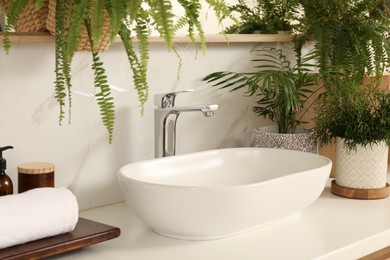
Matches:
[[46, 0, 111, 52], [2, 0, 49, 32]]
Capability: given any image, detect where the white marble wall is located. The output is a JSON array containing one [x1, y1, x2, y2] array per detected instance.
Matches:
[[0, 40, 294, 209]]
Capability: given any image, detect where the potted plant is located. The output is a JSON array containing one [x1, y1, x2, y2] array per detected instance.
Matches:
[[0, 0, 231, 143], [291, 0, 390, 177], [223, 0, 267, 34], [224, 0, 299, 34], [203, 47, 320, 153], [313, 76, 390, 199]]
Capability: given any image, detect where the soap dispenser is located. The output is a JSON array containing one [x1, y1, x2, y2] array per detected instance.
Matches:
[[0, 146, 14, 196]]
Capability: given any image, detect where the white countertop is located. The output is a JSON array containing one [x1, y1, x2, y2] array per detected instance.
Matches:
[[52, 179, 390, 260]]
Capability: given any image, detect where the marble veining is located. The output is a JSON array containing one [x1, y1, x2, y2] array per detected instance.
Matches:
[[0, 41, 298, 210]]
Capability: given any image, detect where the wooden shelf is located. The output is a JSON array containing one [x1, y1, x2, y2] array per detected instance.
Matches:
[[0, 32, 293, 44], [0, 32, 55, 43], [128, 33, 294, 43]]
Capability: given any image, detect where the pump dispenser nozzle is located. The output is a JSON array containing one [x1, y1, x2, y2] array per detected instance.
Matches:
[[0, 146, 13, 174], [0, 146, 14, 196]]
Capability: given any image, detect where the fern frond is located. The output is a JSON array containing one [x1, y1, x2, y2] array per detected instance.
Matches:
[[2, 0, 29, 53], [92, 53, 115, 143], [90, 0, 106, 50], [119, 23, 149, 114], [106, 0, 127, 41], [205, 0, 231, 24], [5, 0, 29, 26], [2, 31, 11, 54], [147, 0, 175, 49], [54, 56, 66, 125], [35, 0, 46, 10], [54, 0, 70, 124], [66, 0, 87, 59], [85, 19, 115, 143], [173, 16, 188, 34], [177, 0, 205, 55], [126, 0, 142, 21], [135, 12, 150, 110]]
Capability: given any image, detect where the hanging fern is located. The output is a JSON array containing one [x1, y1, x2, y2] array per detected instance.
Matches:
[[205, 0, 231, 24], [126, 0, 142, 21], [106, 0, 127, 41], [134, 14, 150, 110], [2, 0, 29, 53], [91, 51, 116, 143], [296, 0, 390, 86], [148, 0, 175, 49], [177, 0, 205, 54], [91, 51, 115, 143], [89, 0, 105, 50], [54, 0, 70, 124], [119, 22, 149, 114], [65, 0, 87, 58], [85, 18, 115, 143], [1, 0, 231, 142]]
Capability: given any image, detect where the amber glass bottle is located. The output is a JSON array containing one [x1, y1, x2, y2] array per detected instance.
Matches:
[[0, 146, 14, 196], [0, 172, 13, 196]]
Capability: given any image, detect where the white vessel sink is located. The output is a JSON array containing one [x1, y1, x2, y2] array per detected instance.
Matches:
[[118, 148, 332, 240]]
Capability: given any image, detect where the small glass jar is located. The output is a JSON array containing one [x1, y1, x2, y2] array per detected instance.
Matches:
[[17, 162, 55, 193]]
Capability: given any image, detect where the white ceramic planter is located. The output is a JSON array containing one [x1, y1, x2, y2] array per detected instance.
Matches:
[[250, 126, 317, 153], [336, 137, 389, 189]]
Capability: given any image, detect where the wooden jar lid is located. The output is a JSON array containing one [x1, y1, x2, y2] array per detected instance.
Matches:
[[17, 162, 55, 174]]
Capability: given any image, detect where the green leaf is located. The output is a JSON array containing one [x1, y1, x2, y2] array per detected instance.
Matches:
[[66, 0, 87, 59], [90, 0, 106, 50], [106, 0, 127, 41], [86, 19, 116, 143], [147, 0, 175, 49], [35, 0, 46, 10], [119, 23, 149, 115]]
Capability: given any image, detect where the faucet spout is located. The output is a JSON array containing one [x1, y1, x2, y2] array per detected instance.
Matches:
[[168, 104, 219, 114], [154, 99, 219, 158]]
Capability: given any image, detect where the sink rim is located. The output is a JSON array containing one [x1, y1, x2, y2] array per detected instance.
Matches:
[[118, 147, 332, 191]]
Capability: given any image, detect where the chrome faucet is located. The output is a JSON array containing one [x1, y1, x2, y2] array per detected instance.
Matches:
[[154, 90, 219, 158]]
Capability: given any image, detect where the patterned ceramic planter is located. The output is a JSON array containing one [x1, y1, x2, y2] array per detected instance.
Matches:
[[250, 126, 317, 153], [335, 137, 389, 189]]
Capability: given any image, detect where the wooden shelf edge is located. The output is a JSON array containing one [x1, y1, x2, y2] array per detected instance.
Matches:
[[127, 34, 294, 43], [0, 32, 55, 43], [0, 32, 293, 44]]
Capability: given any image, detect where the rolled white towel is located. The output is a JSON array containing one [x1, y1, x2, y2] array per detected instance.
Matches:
[[0, 187, 78, 249]]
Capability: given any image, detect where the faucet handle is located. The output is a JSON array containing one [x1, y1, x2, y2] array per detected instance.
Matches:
[[154, 89, 195, 108]]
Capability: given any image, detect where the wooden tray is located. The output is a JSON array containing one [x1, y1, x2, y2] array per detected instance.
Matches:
[[331, 180, 390, 200], [0, 218, 121, 260]]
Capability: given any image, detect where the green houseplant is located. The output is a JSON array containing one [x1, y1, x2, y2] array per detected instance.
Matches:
[[224, 0, 299, 34], [294, 0, 390, 84], [203, 47, 320, 152], [223, 0, 267, 34], [314, 77, 390, 151], [292, 0, 390, 193], [313, 76, 390, 198], [0, 0, 230, 143]]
